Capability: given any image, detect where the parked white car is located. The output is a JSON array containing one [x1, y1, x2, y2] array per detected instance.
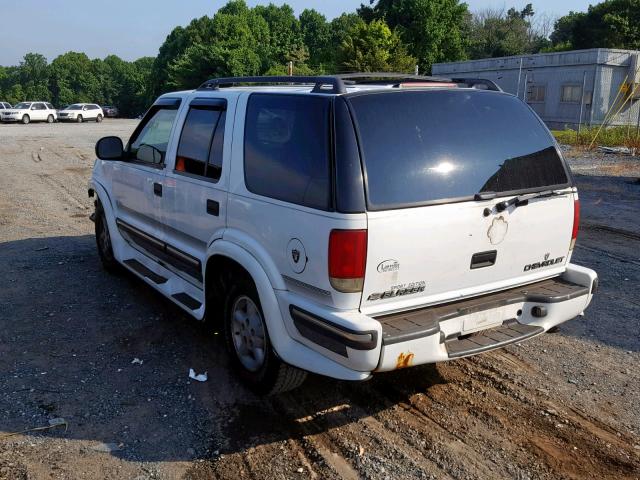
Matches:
[[0, 101, 57, 124], [57, 103, 104, 123], [89, 74, 598, 394]]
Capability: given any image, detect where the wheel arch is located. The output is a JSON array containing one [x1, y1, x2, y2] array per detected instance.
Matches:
[[203, 241, 371, 380]]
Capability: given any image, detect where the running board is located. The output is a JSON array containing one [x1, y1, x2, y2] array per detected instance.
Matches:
[[446, 321, 543, 358], [172, 293, 202, 310], [124, 259, 168, 284]]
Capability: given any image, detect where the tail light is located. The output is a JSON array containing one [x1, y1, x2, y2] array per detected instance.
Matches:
[[570, 199, 580, 250], [328, 229, 367, 293]]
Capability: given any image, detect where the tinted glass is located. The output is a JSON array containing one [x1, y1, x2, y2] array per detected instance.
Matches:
[[348, 90, 569, 210], [244, 94, 331, 210], [129, 107, 178, 164], [15, 103, 30, 109], [46, 103, 54, 110], [176, 107, 224, 181]]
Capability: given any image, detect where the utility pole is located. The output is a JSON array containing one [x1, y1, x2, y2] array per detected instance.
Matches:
[[288, 61, 293, 76], [516, 57, 523, 99], [578, 71, 587, 138], [415, 65, 419, 76]]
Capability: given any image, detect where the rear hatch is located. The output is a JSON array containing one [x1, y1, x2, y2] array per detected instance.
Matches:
[[346, 89, 576, 315]]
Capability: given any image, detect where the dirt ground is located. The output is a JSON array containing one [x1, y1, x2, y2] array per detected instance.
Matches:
[[0, 120, 638, 480]]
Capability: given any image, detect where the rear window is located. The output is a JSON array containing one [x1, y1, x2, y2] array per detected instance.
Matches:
[[244, 94, 331, 210], [348, 90, 569, 210]]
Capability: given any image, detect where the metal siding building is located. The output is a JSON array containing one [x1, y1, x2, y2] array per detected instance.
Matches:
[[433, 49, 640, 130]]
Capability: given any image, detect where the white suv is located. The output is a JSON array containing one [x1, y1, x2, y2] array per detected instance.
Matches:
[[0, 101, 57, 124], [89, 75, 598, 394], [58, 103, 104, 123]]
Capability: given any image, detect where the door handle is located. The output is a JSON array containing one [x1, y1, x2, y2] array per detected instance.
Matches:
[[153, 182, 162, 197], [206, 199, 219, 216]]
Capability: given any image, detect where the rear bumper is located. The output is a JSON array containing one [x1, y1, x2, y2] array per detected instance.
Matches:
[[277, 263, 597, 377]]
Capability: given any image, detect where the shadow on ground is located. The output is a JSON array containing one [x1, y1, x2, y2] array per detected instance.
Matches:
[[0, 234, 445, 464]]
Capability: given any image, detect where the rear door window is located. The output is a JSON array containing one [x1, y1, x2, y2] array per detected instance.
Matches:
[[175, 99, 226, 181], [244, 93, 331, 210], [348, 90, 569, 210]]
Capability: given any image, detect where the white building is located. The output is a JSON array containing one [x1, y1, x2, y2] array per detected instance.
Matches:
[[433, 48, 640, 130]]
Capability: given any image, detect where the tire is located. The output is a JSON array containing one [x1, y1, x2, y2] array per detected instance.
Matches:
[[96, 114, 103, 123], [22, 115, 30, 124], [47, 114, 54, 123], [95, 203, 118, 272], [77, 115, 83, 123], [223, 277, 307, 395]]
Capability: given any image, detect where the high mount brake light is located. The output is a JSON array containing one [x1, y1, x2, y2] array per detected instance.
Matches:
[[570, 199, 580, 250], [328, 230, 367, 293]]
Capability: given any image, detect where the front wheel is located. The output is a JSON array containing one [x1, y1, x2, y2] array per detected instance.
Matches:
[[22, 115, 30, 124], [224, 279, 307, 395], [77, 115, 83, 123], [95, 204, 118, 272], [47, 114, 54, 123], [96, 114, 103, 123]]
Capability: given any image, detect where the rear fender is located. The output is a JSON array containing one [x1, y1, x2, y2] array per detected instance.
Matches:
[[206, 240, 369, 381]]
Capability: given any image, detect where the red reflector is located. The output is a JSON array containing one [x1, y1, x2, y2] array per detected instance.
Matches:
[[328, 230, 367, 292]]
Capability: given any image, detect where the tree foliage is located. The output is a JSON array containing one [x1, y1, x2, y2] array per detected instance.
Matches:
[[467, 4, 550, 59], [1, 0, 635, 115], [337, 19, 416, 73], [360, 0, 469, 72], [550, 0, 640, 50]]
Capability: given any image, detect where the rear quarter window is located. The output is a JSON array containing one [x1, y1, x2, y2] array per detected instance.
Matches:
[[244, 93, 331, 211], [348, 90, 569, 210]]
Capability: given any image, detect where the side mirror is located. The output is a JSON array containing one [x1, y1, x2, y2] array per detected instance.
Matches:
[[31, 106, 37, 110], [96, 136, 124, 160]]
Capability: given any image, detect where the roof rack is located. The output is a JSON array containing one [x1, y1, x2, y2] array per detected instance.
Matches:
[[196, 74, 502, 94], [197, 76, 346, 94]]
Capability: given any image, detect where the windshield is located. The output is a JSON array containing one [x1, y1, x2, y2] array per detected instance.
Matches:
[[348, 90, 569, 210], [14, 103, 31, 109], [67, 104, 83, 110]]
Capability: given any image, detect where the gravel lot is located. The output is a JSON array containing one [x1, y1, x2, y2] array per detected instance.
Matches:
[[0, 121, 639, 480]]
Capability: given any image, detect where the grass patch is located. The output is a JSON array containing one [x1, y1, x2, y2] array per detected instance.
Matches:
[[552, 126, 640, 150]]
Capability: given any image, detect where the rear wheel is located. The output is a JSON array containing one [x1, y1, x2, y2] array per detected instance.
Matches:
[[95, 203, 118, 272], [22, 115, 30, 124], [223, 277, 307, 395], [46, 114, 54, 123], [77, 115, 83, 123], [96, 114, 103, 123]]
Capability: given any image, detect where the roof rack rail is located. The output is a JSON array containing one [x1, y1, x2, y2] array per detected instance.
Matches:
[[338, 73, 502, 91], [336, 72, 452, 82], [451, 78, 502, 92], [195, 73, 502, 94], [197, 76, 346, 94]]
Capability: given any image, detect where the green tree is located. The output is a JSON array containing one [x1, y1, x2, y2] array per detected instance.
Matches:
[[300, 9, 332, 71], [19, 53, 51, 100], [337, 19, 417, 73], [468, 4, 549, 58], [362, 0, 470, 72], [551, 0, 640, 50], [49, 52, 101, 106]]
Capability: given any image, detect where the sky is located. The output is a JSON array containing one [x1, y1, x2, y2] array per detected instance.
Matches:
[[1, 0, 593, 66]]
